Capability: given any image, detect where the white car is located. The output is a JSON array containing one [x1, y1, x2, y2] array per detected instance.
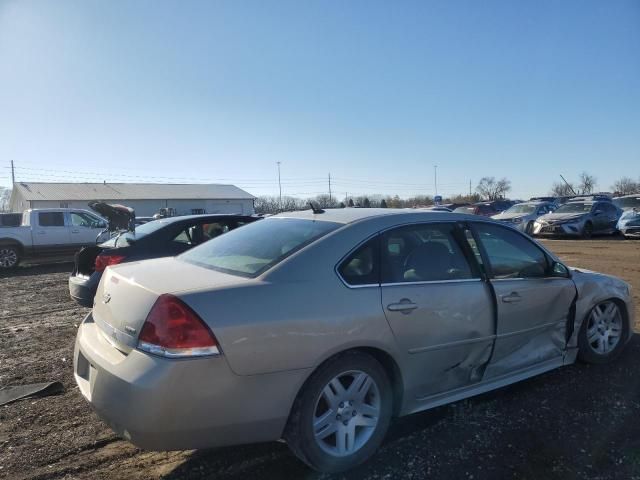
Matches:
[[491, 201, 555, 234]]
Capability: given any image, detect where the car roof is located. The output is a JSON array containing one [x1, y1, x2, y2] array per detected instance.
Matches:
[[273, 208, 479, 225]]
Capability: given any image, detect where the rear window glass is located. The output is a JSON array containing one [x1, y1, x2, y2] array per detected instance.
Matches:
[[180, 218, 341, 277], [38, 212, 64, 227]]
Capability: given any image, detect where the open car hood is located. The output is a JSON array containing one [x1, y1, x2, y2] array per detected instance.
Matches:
[[88, 201, 135, 232]]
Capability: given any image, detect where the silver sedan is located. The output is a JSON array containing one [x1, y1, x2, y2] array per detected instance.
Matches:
[[74, 209, 635, 473], [491, 201, 555, 234]]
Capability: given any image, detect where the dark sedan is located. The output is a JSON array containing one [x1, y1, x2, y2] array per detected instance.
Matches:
[[69, 214, 258, 307]]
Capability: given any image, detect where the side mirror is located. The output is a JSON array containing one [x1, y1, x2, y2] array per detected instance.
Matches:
[[552, 261, 570, 278]]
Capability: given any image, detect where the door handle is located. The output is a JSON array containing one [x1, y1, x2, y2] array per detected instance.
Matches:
[[501, 292, 522, 303], [387, 301, 418, 312]]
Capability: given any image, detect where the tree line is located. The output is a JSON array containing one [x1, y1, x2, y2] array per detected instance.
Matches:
[[255, 173, 640, 215]]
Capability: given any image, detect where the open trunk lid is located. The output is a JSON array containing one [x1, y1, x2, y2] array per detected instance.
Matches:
[[92, 257, 250, 354]]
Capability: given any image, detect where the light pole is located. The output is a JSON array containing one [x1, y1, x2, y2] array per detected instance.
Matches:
[[434, 165, 438, 196], [276, 161, 282, 211]]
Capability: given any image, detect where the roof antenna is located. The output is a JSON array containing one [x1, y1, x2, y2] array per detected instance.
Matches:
[[308, 201, 325, 214]]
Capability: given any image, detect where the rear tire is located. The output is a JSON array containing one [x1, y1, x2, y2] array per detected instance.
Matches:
[[582, 222, 593, 239], [285, 351, 393, 473], [0, 245, 20, 270], [578, 300, 628, 364]]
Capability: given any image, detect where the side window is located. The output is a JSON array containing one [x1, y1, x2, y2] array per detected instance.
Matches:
[[338, 237, 379, 286], [70, 212, 99, 227], [173, 224, 208, 245], [173, 228, 193, 245], [202, 222, 231, 241], [38, 212, 65, 227], [381, 223, 474, 283], [473, 223, 549, 279]]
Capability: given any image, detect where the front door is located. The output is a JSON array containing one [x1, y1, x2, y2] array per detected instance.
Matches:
[[379, 222, 495, 400], [68, 211, 105, 247], [469, 222, 576, 379], [32, 211, 71, 255]]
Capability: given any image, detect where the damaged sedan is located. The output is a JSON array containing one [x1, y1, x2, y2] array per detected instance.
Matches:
[[74, 209, 635, 473]]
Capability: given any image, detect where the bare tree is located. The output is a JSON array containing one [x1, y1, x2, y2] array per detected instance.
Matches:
[[550, 182, 576, 197], [612, 177, 640, 195], [476, 177, 511, 200], [578, 172, 597, 195]]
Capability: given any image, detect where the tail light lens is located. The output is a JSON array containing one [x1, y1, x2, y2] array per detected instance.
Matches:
[[137, 294, 220, 358], [95, 254, 126, 272]]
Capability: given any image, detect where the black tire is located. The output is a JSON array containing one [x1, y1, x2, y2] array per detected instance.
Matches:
[[285, 351, 393, 473], [0, 245, 20, 270], [577, 300, 629, 364], [582, 222, 593, 239]]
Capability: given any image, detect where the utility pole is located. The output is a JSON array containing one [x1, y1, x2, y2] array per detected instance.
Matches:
[[276, 161, 282, 211], [469, 179, 472, 196], [434, 165, 438, 196], [559, 174, 577, 195], [10, 160, 15, 185], [328, 173, 332, 205]]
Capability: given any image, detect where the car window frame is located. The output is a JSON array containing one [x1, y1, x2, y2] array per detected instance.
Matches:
[[335, 221, 484, 289], [466, 221, 557, 280]]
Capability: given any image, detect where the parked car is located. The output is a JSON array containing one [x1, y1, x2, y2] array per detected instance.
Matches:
[[0, 208, 108, 269], [74, 208, 634, 473], [0, 213, 22, 227], [532, 200, 622, 239], [614, 195, 640, 238], [421, 206, 452, 212], [491, 201, 555, 234], [441, 202, 470, 211], [69, 214, 258, 307], [487, 199, 515, 212], [453, 203, 499, 216]]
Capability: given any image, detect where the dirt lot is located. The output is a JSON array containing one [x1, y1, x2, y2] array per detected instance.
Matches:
[[1, 239, 640, 480]]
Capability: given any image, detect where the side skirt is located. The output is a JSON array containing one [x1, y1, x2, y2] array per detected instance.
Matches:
[[403, 356, 565, 416]]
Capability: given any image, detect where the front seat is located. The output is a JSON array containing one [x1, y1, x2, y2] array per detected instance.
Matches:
[[403, 242, 452, 281]]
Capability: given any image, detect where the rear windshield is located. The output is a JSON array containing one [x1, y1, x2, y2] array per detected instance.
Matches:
[[454, 206, 475, 214], [179, 217, 341, 277], [555, 202, 593, 213], [100, 219, 165, 247]]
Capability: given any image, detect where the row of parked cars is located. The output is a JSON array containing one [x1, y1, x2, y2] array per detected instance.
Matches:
[[2, 199, 637, 472], [429, 193, 640, 239], [71, 204, 634, 473]]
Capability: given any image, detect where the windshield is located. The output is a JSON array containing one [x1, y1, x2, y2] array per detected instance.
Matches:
[[613, 197, 640, 210], [554, 202, 593, 213], [505, 204, 536, 214], [180, 217, 341, 277]]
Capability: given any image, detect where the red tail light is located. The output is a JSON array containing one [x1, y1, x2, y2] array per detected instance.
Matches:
[[95, 254, 126, 272], [137, 294, 220, 358]]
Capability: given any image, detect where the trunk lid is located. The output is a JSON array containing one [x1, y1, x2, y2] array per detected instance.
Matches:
[[92, 257, 249, 353]]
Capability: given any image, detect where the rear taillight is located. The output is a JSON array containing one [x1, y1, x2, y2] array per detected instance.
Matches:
[[137, 294, 220, 358], [95, 254, 126, 272]]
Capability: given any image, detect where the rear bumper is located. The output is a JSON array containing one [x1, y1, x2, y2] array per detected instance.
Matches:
[[69, 274, 100, 308], [73, 314, 310, 450]]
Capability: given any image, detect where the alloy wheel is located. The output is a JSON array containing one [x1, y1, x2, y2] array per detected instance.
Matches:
[[312, 370, 381, 457], [586, 301, 623, 355], [0, 248, 18, 268]]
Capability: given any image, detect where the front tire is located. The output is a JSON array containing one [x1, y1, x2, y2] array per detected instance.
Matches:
[[0, 245, 20, 270], [578, 300, 628, 364], [285, 351, 393, 473], [582, 222, 593, 239]]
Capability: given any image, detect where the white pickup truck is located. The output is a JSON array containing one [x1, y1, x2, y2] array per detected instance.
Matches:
[[0, 208, 110, 269]]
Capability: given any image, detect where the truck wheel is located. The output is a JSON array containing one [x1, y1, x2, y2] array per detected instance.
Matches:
[[0, 246, 20, 269]]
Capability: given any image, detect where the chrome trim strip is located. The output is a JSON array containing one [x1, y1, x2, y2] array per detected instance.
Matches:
[[382, 278, 482, 287], [408, 334, 496, 354]]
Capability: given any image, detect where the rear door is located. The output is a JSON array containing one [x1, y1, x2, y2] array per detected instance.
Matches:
[[468, 222, 576, 379], [32, 211, 71, 255], [378, 222, 495, 399]]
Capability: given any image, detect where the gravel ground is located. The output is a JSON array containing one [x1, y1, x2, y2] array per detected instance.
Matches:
[[1, 239, 639, 480]]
